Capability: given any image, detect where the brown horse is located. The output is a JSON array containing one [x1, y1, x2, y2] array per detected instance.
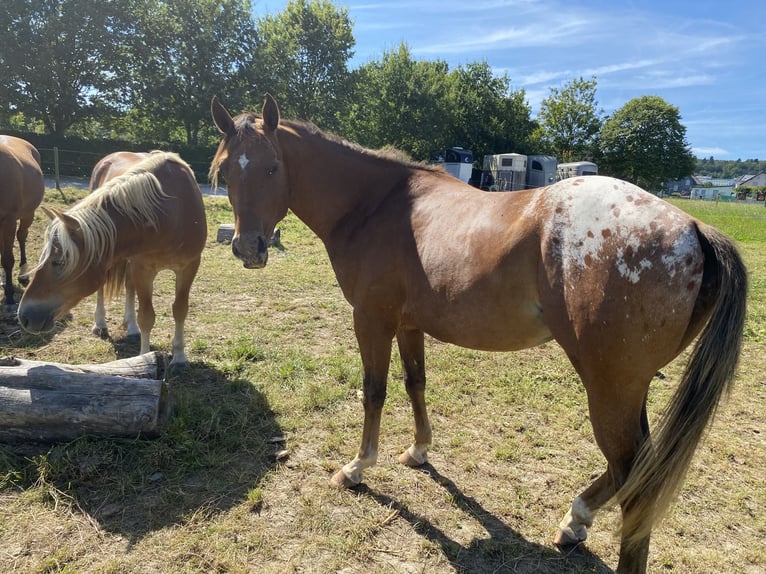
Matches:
[[88, 151, 151, 339], [18, 151, 207, 365], [0, 135, 45, 310], [210, 95, 747, 574]]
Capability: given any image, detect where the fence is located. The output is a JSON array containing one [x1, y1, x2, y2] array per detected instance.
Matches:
[[38, 147, 214, 189]]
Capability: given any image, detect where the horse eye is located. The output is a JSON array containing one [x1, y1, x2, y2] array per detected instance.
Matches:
[[267, 164, 278, 176]]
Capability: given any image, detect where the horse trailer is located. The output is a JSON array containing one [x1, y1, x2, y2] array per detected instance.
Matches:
[[431, 147, 473, 183], [526, 155, 558, 189], [481, 153, 527, 191], [557, 161, 598, 180]]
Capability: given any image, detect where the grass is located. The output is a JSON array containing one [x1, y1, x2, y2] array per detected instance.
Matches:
[[0, 188, 763, 573]]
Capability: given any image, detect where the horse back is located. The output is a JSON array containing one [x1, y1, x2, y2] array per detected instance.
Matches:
[[0, 136, 44, 216]]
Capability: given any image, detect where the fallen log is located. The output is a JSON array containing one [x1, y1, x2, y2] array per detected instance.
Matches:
[[0, 352, 172, 443]]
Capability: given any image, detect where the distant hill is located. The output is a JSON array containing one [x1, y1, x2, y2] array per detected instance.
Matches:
[[696, 157, 766, 179]]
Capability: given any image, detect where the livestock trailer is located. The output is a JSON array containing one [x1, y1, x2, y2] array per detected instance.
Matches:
[[526, 155, 558, 189], [481, 153, 527, 191], [557, 161, 598, 180]]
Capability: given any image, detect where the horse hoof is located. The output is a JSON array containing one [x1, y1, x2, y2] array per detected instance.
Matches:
[[92, 327, 110, 339], [554, 526, 587, 546], [330, 469, 360, 489], [398, 445, 428, 467]]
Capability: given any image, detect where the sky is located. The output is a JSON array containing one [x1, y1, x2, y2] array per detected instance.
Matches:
[[252, 0, 766, 161]]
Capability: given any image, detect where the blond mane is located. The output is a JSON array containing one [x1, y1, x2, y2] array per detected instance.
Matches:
[[39, 152, 189, 283]]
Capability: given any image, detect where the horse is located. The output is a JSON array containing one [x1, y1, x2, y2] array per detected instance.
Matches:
[[209, 95, 747, 574], [18, 151, 208, 365], [0, 135, 45, 310], [87, 151, 151, 339]]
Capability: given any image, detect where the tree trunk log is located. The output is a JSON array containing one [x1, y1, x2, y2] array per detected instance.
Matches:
[[0, 352, 172, 443]]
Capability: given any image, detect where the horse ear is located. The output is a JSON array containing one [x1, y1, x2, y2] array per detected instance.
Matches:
[[41, 206, 80, 233], [211, 96, 234, 134], [262, 93, 280, 133]]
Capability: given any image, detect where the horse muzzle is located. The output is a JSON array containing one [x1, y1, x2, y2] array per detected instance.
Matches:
[[232, 233, 269, 269], [17, 301, 58, 334]]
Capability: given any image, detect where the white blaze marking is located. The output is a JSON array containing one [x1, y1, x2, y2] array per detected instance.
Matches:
[[238, 153, 249, 170]]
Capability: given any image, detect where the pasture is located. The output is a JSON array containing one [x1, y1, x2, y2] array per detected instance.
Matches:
[[0, 188, 764, 573]]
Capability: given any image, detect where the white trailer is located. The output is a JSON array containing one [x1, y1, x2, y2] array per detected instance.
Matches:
[[481, 153, 527, 191], [526, 155, 558, 189], [557, 161, 598, 180]]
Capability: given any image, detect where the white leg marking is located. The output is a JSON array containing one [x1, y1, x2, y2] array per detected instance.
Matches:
[[93, 289, 107, 331], [557, 496, 594, 544], [339, 451, 378, 485], [403, 443, 429, 465], [169, 320, 188, 365]]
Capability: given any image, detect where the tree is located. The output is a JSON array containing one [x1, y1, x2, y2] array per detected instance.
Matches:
[[536, 76, 603, 162], [128, 0, 258, 145], [445, 62, 534, 161], [340, 43, 451, 159], [255, 0, 354, 132], [598, 95, 696, 191], [0, 0, 133, 135]]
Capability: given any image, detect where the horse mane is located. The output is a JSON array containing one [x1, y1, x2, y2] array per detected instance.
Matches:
[[39, 152, 187, 287], [209, 112, 440, 189]]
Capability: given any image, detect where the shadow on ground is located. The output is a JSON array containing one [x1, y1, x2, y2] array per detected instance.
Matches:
[[357, 463, 614, 574], [0, 358, 281, 545]]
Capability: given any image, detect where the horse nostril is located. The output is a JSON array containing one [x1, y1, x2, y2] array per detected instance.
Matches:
[[257, 236, 267, 253]]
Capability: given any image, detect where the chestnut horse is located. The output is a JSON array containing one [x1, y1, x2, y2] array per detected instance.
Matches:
[[18, 152, 207, 365], [210, 95, 747, 573], [0, 135, 45, 310], [88, 151, 151, 339]]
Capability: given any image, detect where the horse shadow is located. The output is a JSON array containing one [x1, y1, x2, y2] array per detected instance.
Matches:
[[355, 463, 614, 574], [0, 360, 283, 546]]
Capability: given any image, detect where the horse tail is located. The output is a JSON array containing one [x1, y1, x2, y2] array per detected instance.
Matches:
[[618, 222, 747, 545], [103, 260, 128, 302]]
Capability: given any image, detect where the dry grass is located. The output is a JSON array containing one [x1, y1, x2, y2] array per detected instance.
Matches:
[[0, 188, 763, 573]]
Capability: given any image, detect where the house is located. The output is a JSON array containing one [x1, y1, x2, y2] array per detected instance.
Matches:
[[737, 172, 766, 188]]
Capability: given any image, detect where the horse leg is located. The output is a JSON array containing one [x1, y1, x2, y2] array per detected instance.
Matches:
[[584, 386, 652, 574], [331, 310, 394, 488], [555, 398, 650, 547], [168, 258, 201, 365], [132, 265, 158, 355], [395, 326, 432, 467], [92, 287, 110, 338], [16, 213, 33, 286], [0, 217, 17, 309], [122, 262, 140, 337]]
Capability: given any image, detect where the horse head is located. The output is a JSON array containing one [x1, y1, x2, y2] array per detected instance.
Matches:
[[210, 94, 289, 269]]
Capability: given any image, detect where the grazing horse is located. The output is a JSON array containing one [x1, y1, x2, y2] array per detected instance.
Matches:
[[18, 152, 207, 365], [0, 135, 45, 310], [209, 95, 747, 574], [88, 151, 151, 339]]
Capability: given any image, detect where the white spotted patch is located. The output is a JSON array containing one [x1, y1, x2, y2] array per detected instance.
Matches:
[[536, 177, 692, 286], [238, 153, 249, 171]]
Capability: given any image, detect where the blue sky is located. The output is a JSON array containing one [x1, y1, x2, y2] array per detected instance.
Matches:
[[252, 0, 765, 161]]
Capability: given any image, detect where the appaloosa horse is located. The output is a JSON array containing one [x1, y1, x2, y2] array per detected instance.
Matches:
[[19, 152, 207, 365], [88, 151, 151, 339], [209, 95, 747, 573], [0, 135, 44, 310]]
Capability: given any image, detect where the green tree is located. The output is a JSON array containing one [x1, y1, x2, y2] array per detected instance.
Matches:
[[255, 0, 354, 132], [128, 0, 258, 145], [536, 76, 603, 162], [0, 0, 132, 135], [340, 43, 451, 159], [445, 61, 533, 161], [599, 95, 696, 191]]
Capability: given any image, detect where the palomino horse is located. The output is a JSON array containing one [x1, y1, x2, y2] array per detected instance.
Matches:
[[0, 135, 45, 310], [210, 95, 746, 573], [18, 152, 207, 365], [88, 151, 151, 339]]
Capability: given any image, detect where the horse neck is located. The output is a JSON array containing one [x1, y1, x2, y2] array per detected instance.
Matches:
[[279, 125, 409, 242]]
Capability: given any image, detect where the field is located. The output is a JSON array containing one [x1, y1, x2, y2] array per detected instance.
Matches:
[[1, 189, 764, 573]]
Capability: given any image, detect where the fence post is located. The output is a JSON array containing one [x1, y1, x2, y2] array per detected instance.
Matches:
[[52, 147, 67, 202]]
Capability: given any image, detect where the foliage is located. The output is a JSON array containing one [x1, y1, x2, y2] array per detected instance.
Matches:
[[0, 0, 133, 135], [696, 156, 766, 179], [254, 0, 355, 132], [127, 0, 258, 146], [535, 76, 603, 162], [598, 95, 696, 191]]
